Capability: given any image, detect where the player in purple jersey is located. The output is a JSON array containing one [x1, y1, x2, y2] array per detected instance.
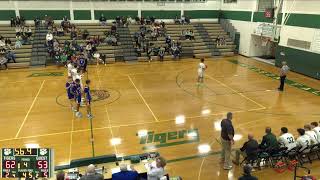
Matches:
[[73, 79, 82, 118], [84, 80, 93, 119], [66, 76, 75, 111]]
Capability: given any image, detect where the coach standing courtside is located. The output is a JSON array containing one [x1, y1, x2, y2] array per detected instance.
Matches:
[[278, 61, 289, 91], [220, 112, 234, 170]]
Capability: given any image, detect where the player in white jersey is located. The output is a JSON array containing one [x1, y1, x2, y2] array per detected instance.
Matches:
[[71, 65, 78, 81], [197, 58, 207, 85], [67, 62, 73, 77], [74, 69, 84, 90], [311, 122, 320, 140], [296, 128, 311, 151], [278, 127, 296, 151], [304, 124, 319, 144]]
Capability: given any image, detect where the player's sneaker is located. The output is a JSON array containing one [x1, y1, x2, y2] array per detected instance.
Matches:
[[72, 107, 77, 112], [87, 114, 94, 119], [76, 112, 82, 118]]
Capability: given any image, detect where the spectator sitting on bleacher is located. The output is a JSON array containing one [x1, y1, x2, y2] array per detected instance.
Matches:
[[234, 133, 259, 165], [140, 16, 145, 25], [52, 26, 57, 36], [311, 122, 320, 140], [85, 42, 93, 59], [238, 165, 258, 180], [15, 26, 22, 37], [112, 164, 139, 180], [99, 14, 107, 26], [82, 29, 89, 40], [15, 16, 21, 26], [159, 45, 165, 62], [278, 127, 296, 151], [259, 127, 279, 153], [61, 16, 70, 32], [304, 124, 319, 144], [135, 46, 142, 57], [53, 39, 60, 52], [70, 26, 77, 39], [296, 128, 311, 152], [46, 31, 54, 46], [34, 17, 41, 28], [216, 35, 225, 46], [179, 15, 185, 24], [127, 16, 132, 25], [185, 16, 190, 24], [184, 29, 194, 40], [147, 46, 153, 61], [174, 15, 180, 24], [165, 36, 171, 47], [15, 36, 22, 49], [135, 16, 140, 24], [171, 43, 180, 59], [79, 164, 104, 180], [25, 26, 32, 38], [5, 48, 16, 64], [4, 38, 11, 48], [0, 53, 8, 70], [0, 37, 5, 47], [146, 156, 167, 180], [58, 26, 64, 36], [146, 16, 151, 25], [111, 23, 117, 34], [122, 16, 128, 27], [10, 17, 15, 27], [44, 15, 54, 29]]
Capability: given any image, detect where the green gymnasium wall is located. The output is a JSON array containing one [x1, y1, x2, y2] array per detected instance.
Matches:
[[285, 13, 320, 29], [94, 10, 138, 20], [275, 46, 320, 80], [0, 10, 16, 21], [220, 10, 251, 21], [74, 10, 91, 20], [184, 10, 219, 19], [141, 11, 180, 19], [19, 10, 70, 20]]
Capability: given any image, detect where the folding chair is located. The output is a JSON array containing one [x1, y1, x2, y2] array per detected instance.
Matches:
[[307, 143, 320, 161], [296, 146, 312, 165]]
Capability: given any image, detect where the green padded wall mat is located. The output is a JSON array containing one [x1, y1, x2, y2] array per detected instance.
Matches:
[[19, 10, 70, 20]]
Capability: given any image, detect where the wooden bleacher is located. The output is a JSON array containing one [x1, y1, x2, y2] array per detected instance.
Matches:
[[0, 25, 34, 68]]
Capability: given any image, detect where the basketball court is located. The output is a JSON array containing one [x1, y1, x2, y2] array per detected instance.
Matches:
[[0, 55, 319, 179]]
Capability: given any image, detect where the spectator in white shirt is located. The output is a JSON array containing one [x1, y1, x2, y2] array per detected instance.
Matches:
[[278, 127, 296, 151], [304, 124, 319, 144], [311, 122, 320, 141], [0, 37, 5, 47], [46, 31, 53, 46], [147, 156, 167, 180], [296, 128, 311, 151]]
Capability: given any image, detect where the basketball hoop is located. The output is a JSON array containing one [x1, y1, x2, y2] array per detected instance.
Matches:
[[261, 36, 271, 47]]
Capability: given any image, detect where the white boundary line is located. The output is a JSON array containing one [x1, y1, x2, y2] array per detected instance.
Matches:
[[15, 80, 45, 138], [127, 75, 159, 122], [96, 65, 118, 154]]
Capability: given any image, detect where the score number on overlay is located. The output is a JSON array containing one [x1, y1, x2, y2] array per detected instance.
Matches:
[[1, 148, 54, 178]]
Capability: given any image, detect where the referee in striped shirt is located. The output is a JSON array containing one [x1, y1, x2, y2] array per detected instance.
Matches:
[[278, 61, 290, 91]]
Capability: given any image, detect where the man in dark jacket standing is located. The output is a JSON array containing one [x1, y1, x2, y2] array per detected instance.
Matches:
[[220, 112, 234, 170]]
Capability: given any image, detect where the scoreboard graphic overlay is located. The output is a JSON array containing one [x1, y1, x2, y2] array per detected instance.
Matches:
[[1, 148, 54, 178]]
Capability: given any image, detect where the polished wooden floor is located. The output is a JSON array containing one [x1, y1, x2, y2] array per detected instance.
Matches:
[[0, 56, 320, 179]]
